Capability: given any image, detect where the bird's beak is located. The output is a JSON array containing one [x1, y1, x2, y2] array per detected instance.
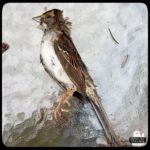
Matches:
[[32, 15, 41, 23]]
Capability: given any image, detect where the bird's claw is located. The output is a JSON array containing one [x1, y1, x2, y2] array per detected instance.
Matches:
[[54, 104, 62, 122], [53, 88, 76, 125]]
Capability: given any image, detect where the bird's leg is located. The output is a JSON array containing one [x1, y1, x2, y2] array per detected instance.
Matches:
[[54, 87, 77, 123]]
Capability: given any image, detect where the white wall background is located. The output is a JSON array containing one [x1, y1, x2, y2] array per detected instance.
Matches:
[[2, 3, 148, 146]]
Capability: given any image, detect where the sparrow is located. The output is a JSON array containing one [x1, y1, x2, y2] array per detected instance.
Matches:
[[33, 9, 121, 145]]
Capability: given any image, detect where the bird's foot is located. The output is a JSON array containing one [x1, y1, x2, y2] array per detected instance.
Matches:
[[53, 88, 76, 126]]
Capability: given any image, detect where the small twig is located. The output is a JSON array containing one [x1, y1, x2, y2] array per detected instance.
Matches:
[[108, 28, 119, 44], [121, 54, 129, 68], [35, 108, 46, 126]]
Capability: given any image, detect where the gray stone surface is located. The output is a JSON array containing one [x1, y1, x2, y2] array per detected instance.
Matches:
[[2, 3, 148, 146]]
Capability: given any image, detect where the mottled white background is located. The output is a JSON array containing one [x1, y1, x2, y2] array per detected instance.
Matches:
[[2, 3, 148, 146]]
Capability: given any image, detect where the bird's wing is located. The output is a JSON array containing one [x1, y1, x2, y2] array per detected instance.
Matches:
[[54, 33, 122, 145], [54, 33, 87, 94]]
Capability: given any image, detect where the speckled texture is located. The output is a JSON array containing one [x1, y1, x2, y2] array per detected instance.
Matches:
[[2, 3, 148, 146]]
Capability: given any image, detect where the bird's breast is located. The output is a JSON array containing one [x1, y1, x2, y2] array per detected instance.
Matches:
[[40, 32, 73, 88]]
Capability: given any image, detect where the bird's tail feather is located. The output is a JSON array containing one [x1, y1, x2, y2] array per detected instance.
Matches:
[[85, 79, 121, 146]]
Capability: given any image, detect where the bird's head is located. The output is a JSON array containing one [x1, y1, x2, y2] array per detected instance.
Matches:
[[32, 9, 71, 33]]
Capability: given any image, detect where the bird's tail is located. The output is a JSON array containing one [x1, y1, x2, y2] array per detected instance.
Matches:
[[85, 77, 121, 146]]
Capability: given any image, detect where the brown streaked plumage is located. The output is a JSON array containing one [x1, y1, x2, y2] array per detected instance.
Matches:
[[33, 9, 123, 146], [54, 33, 87, 94]]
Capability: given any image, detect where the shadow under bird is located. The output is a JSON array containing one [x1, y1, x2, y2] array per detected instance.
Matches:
[[32, 9, 122, 146]]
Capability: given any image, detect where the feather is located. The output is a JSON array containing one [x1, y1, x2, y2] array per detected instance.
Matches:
[[54, 33, 87, 94]]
